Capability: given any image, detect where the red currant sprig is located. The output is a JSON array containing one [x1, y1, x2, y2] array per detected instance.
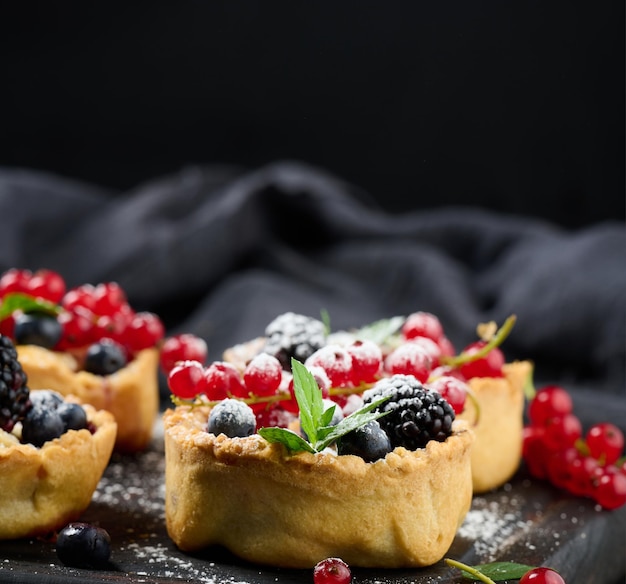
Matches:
[[523, 384, 626, 510]]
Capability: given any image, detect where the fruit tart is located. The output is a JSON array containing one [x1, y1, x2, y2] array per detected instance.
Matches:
[[223, 311, 532, 493], [0, 335, 117, 540], [0, 268, 163, 452], [164, 358, 474, 569]]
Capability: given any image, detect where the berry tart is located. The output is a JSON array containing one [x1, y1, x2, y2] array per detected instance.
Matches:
[[223, 311, 532, 493], [163, 358, 474, 569], [0, 268, 163, 452], [0, 335, 117, 540]]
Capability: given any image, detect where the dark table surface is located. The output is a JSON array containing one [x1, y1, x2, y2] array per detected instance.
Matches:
[[1, 417, 625, 584]]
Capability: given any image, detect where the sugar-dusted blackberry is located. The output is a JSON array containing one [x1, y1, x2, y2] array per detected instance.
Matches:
[[0, 334, 31, 432], [263, 312, 326, 370], [362, 374, 455, 450]]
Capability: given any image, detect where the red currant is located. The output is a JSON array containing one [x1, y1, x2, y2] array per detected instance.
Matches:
[[92, 282, 127, 316], [255, 405, 296, 429], [458, 341, 504, 379], [585, 422, 624, 465], [593, 470, 626, 510], [437, 335, 456, 357], [62, 284, 98, 313], [528, 385, 573, 427], [26, 269, 66, 303], [201, 361, 247, 401], [305, 345, 353, 388], [384, 342, 432, 382], [522, 425, 550, 480], [542, 413, 582, 451], [160, 333, 208, 373], [519, 567, 565, 584], [124, 311, 165, 352], [402, 311, 444, 343], [346, 339, 382, 385], [243, 353, 283, 397], [56, 306, 95, 349], [0, 268, 31, 297], [313, 557, 352, 584], [427, 375, 467, 414], [168, 360, 205, 399]]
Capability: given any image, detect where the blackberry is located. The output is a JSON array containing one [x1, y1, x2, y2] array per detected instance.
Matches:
[[0, 335, 31, 433], [362, 374, 455, 450], [263, 312, 326, 370]]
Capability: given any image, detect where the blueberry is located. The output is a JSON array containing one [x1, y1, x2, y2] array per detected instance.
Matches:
[[29, 389, 64, 410], [57, 402, 88, 431], [84, 340, 127, 375], [207, 399, 256, 438], [337, 420, 392, 462], [56, 522, 112, 568], [13, 313, 62, 349], [21, 407, 65, 447]]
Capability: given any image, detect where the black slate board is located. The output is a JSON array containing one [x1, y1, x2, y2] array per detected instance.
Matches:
[[1, 418, 625, 584]]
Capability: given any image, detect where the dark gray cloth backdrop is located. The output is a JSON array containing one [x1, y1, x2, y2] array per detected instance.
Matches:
[[1, 162, 624, 433]]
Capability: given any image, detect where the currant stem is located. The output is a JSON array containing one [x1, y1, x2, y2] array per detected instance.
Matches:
[[440, 314, 517, 368], [444, 558, 497, 584]]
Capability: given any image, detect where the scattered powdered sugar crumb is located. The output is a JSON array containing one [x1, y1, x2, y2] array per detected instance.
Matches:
[[127, 542, 250, 584], [457, 494, 533, 561]]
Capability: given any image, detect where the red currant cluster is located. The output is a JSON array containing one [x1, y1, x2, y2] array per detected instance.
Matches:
[[523, 385, 626, 510], [0, 268, 165, 358], [164, 312, 518, 430]]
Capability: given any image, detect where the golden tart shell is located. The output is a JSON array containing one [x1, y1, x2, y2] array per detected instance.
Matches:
[[0, 399, 116, 540], [164, 406, 474, 569], [458, 360, 532, 493], [16, 345, 159, 453]]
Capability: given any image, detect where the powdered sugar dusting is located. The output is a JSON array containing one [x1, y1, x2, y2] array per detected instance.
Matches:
[[457, 492, 533, 561]]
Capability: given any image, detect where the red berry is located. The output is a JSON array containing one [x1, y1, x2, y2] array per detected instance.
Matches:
[[546, 447, 579, 490], [543, 414, 582, 451], [160, 334, 208, 373], [305, 345, 353, 388], [384, 342, 432, 382], [566, 454, 600, 497], [593, 470, 626, 510], [458, 341, 504, 379], [244, 353, 283, 397], [124, 311, 165, 352], [402, 311, 444, 343], [427, 375, 468, 414], [56, 306, 95, 349], [528, 385, 573, 427], [346, 339, 382, 385], [255, 405, 296, 429], [92, 282, 127, 316], [585, 422, 624, 465], [522, 425, 550, 480], [168, 360, 205, 399], [313, 557, 352, 584], [437, 335, 456, 357], [62, 284, 98, 313], [201, 361, 247, 401], [26, 269, 66, 303], [0, 268, 32, 297], [519, 567, 566, 584]]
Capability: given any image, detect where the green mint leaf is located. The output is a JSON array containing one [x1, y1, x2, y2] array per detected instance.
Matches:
[[355, 316, 404, 345], [445, 559, 537, 582], [258, 427, 316, 454], [291, 358, 324, 443], [0, 292, 61, 321], [314, 396, 390, 451], [319, 403, 337, 427]]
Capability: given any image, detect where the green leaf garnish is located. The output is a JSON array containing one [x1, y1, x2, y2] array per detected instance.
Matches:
[[258, 358, 390, 455], [445, 559, 537, 582], [0, 292, 61, 321], [354, 316, 405, 346]]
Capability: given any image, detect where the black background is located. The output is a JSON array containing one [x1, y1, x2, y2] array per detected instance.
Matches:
[[2, 1, 624, 229]]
